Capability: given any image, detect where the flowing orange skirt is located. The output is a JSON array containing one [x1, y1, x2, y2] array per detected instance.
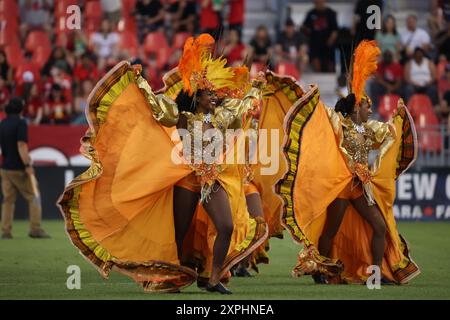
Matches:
[[276, 85, 420, 284], [58, 61, 267, 292]]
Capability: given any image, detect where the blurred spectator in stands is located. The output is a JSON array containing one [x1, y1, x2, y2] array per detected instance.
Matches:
[[19, 0, 52, 41], [101, 0, 123, 27], [73, 30, 89, 58], [249, 25, 273, 66], [43, 83, 71, 125], [72, 79, 94, 125], [42, 47, 73, 76], [0, 51, 13, 88], [375, 15, 401, 59], [135, 0, 165, 41], [440, 0, 450, 22], [335, 73, 349, 99], [0, 77, 10, 120], [91, 19, 120, 71], [168, 0, 197, 34], [301, 0, 338, 72], [400, 14, 432, 63], [228, 0, 245, 39], [439, 62, 450, 98], [14, 52, 40, 98], [73, 54, 99, 88], [47, 66, 73, 104], [222, 29, 248, 66], [428, 0, 446, 42], [438, 89, 450, 127], [436, 54, 448, 81], [435, 21, 450, 61], [23, 84, 43, 125], [436, 63, 450, 124], [275, 18, 308, 74], [199, 0, 224, 39], [404, 47, 437, 105], [352, 0, 383, 45], [370, 50, 403, 110]]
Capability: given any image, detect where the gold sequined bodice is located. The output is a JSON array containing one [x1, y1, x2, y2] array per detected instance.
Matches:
[[181, 112, 224, 165], [341, 118, 377, 166]]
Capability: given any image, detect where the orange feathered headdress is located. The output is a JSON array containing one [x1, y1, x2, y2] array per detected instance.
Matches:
[[350, 40, 381, 105], [178, 33, 250, 97]]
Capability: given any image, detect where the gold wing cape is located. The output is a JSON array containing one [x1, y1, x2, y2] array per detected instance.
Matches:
[[58, 61, 267, 292], [276, 85, 420, 284]]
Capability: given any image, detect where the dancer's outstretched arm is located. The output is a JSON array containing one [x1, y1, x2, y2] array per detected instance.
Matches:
[[135, 70, 180, 127]]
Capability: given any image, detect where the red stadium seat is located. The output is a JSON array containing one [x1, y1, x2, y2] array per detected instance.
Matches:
[[85, 0, 103, 19], [54, 0, 79, 17], [172, 32, 191, 50], [84, 0, 103, 33], [378, 94, 400, 121], [275, 62, 300, 80], [156, 46, 173, 70], [85, 19, 103, 36], [407, 94, 433, 118], [4, 44, 25, 69], [0, 27, 19, 48], [144, 32, 169, 54], [0, 0, 19, 18], [121, 0, 137, 17], [407, 94, 442, 152], [25, 31, 51, 53], [32, 46, 51, 70], [118, 16, 137, 34], [0, 13, 19, 32], [120, 32, 139, 58]]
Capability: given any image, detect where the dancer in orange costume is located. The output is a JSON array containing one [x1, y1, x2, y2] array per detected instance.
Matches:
[[233, 71, 307, 276], [58, 34, 268, 294], [276, 40, 420, 284]]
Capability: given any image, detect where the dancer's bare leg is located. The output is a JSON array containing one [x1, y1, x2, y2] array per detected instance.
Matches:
[[203, 183, 234, 286], [246, 193, 264, 218], [318, 198, 349, 257], [350, 196, 387, 267], [173, 186, 199, 260]]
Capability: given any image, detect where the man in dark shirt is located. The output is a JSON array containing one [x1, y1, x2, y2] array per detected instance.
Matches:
[[302, 0, 339, 72], [275, 18, 308, 73], [0, 98, 49, 239], [353, 0, 384, 45], [135, 0, 165, 40]]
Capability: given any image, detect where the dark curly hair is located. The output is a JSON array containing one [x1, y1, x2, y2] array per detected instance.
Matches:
[[175, 90, 200, 113], [334, 93, 356, 117]]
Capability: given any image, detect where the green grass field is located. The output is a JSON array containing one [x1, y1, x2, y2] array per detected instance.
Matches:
[[1, 220, 449, 300]]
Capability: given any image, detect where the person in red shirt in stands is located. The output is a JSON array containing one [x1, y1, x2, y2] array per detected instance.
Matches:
[[23, 84, 44, 125], [47, 66, 73, 104], [43, 84, 71, 124], [369, 50, 403, 111], [222, 29, 247, 66], [199, 0, 223, 38], [73, 54, 99, 86], [228, 0, 245, 38], [437, 63, 450, 124]]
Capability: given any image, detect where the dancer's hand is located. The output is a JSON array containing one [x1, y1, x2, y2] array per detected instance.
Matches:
[[25, 166, 34, 175]]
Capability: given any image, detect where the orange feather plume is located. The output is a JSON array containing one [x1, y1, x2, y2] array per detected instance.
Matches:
[[351, 40, 381, 104], [178, 33, 215, 95], [231, 66, 249, 87]]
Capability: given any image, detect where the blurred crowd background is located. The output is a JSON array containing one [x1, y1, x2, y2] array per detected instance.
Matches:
[[0, 0, 449, 163]]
